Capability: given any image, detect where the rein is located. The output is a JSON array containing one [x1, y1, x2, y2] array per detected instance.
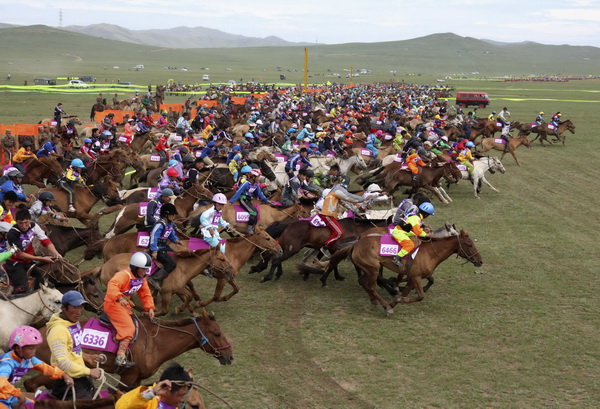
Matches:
[[0, 289, 55, 319]]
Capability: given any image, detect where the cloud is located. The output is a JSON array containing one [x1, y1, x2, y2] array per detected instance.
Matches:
[[547, 8, 600, 21]]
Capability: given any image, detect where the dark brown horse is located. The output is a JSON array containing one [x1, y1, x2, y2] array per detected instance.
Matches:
[[27, 310, 233, 392], [477, 134, 532, 166], [300, 227, 482, 314], [21, 157, 64, 188]]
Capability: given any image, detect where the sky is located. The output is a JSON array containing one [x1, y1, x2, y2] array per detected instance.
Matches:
[[2, 0, 600, 47]]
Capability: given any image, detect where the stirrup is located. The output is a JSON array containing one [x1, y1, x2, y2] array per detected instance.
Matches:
[[114, 355, 135, 369], [147, 277, 161, 291], [392, 256, 404, 268]]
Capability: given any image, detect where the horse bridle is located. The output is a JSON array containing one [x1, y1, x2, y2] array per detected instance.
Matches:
[[456, 237, 481, 264], [152, 316, 232, 357]]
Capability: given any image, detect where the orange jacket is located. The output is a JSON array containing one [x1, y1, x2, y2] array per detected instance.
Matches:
[[105, 269, 155, 312]]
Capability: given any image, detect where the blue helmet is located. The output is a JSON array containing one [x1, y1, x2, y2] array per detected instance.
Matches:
[[71, 158, 85, 169], [168, 159, 178, 167], [465, 141, 475, 148], [240, 165, 252, 174], [309, 143, 318, 149], [244, 132, 254, 139], [84, 138, 92, 144], [419, 202, 435, 215]]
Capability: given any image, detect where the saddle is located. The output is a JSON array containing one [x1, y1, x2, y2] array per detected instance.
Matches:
[[79, 314, 139, 354]]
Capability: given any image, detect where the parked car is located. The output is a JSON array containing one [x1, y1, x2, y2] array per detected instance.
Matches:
[[68, 79, 89, 88], [455, 92, 491, 108], [79, 76, 96, 83], [202, 74, 210, 81], [33, 78, 56, 85]]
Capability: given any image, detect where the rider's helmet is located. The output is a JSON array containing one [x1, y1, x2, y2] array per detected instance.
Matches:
[[39, 191, 56, 202], [240, 165, 252, 174], [291, 124, 298, 129], [179, 146, 189, 154], [166, 168, 179, 177], [492, 111, 496, 114], [465, 141, 475, 148], [435, 115, 441, 119], [168, 159, 178, 167], [419, 202, 435, 215], [303, 169, 315, 178], [212, 193, 227, 205], [130, 252, 152, 270], [182, 155, 195, 164], [22, 141, 33, 148], [539, 112, 544, 115], [7, 170, 24, 179], [9, 326, 43, 349], [256, 120, 263, 125], [0, 221, 13, 233], [241, 149, 250, 156], [160, 202, 177, 218], [84, 138, 92, 144], [71, 158, 85, 169], [244, 132, 254, 139], [249, 169, 261, 177], [367, 184, 382, 193], [305, 124, 312, 129]]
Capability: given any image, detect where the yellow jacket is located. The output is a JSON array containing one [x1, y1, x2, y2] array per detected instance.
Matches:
[[116, 385, 178, 409], [12, 148, 35, 163], [46, 313, 91, 378], [457, 148, 474, 163]]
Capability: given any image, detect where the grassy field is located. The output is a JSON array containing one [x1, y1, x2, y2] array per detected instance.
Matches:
[[2, 32, 599, 407]]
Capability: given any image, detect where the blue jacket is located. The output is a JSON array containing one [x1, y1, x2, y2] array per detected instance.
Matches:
[[0, 180, 27, 202], [149, 220, 179, 252], [229, 181, 268, 203], [36, 141, 58, 158], [285, 153, 311, 171]]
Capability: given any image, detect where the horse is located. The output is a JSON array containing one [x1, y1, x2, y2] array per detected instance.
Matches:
[[528, 120, 575, 147], [0, 285, 63, 349], [301, 227, 483, 315], [104, 183, 212, 238], [34, 397, 115, 409], [87, 247, 236, 314], [456, 156, 506, 198], [27, 310, 233, 391], [477, 134, 532, 166], [20, 157, 64, 188], [272, 154, 367, 186], [43, 216, 104, 256], [85, 149, 144, 186], [38, 179, 123, 225], [255, 217, 391, 283], [40, 116, 82, 127], [221, 202, 312, 234]]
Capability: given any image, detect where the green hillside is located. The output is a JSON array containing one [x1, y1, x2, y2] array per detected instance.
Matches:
[[1, 26, 600, 86]]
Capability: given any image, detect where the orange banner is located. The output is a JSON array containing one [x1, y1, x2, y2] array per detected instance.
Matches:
[[94, 110, 135, 123], [231, 97, 247, 105], [196, 100, 218, 108], [159, 103, 184, 112], [13, 123, 40, 136]]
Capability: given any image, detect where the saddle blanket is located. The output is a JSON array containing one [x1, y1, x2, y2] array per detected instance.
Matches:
[[493, 138, 507, 145], [360, 148, 373, 157], [384, 134, 393, 141], [274, 154, 286, 163], [394, 154, 403, 162], [80, 317, 123, 354], [547, 124, 556, 130], [187, 237, 226, 250], [139, 202, 149, 216], [299, 214, 327, 227], [379, 234, 420, 259], [457, 164, 468, 172], [150, 155, 161, 162], [26, 390, 111, 407], [234, 205, 261, 223]]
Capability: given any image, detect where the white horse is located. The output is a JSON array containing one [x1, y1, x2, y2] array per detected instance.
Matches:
[[0, 285, 64, 349], [459, 156, 506, 198], [272, 154, 368, 186]]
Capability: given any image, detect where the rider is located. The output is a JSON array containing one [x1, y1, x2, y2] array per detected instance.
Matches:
[[79, 138, 97, 163], [318, 178, 365, 257], [392, 193, 431, 228], [535, 111, 545, 126], [404, 148, 427, 189], [36, 135, 61, 159], [284, 147, 312, 179], [155, 133, 170, 167], [47, 290, 102, 400], [53, 103, 67, 125], [104, 252, 156, 368], [147, 203, 181, 291], [281, 168, 317, 207], [115, 362, 193, 409], [551, 112, 561, 136], [12, 141, 35, 175], [198, 140, 217, 169], [29, 191, 68, 224], [6, 209, 61, 294], [229, 169, 271, 234], [199, 193, 230, 252], [58, 158, 85, 213], [145, 188, 176, 231], [487, 111, 497, 122], [457, 141, 476, 176], [497, 107, 511, 122], [432, 115, 445, 137], [391, 202, 435, 271], [228, 149, 249, 183], [0, 326, 73, 409], [0, 192, 18, 225], [314, 164, 342, 189], [365, 130, 381, 157], [0, 170, 27, 203]]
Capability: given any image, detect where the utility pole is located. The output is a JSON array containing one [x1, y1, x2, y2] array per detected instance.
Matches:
[[59, 9, 63, 27], [304, 47, 308, 89]]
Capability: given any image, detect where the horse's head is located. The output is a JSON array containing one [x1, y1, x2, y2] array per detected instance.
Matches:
[[197, 310, 234, 365], [68, 116, 83, 125], [444, 161, 463, 183], [564, 120, 576, 134], [457, 230, 483, 267], [81, 276, 105, 312], [40, 284, 64, 319], [519, 135, 533, 149], [247, 226, 283, 258], [257, 160, 276, 181], [353, 154, 368, 171], [489, 157, 506, 174]]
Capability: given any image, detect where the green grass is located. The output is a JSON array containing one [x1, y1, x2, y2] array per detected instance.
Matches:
[[4, 39, 600, 407]]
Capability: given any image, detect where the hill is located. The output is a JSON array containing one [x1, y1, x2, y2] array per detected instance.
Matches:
[[62, 23, 305, 48], [0, 27, 599, 84]]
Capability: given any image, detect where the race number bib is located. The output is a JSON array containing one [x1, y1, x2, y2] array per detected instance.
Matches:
[[274, 154, 286, 163], [195, 150, 203, 158], [150, 155, 161, 162], [379, 243, 399, 256], [147, 187, 159, 199], [118, 136, 128, 143], [139, 202, 148, 216], [137, 232, 150, 247], [81, 328, 110, 350], [236, 211, 250, 223], [360, 148, 372, 157], [173, 135, 183, 142]]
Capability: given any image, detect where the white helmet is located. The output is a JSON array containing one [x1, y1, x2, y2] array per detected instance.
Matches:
[[367, 184, 382, 193], [256, 120, 263, 125], [130, 252, 152, 269], [212, 193, 227, 204], [305, 124, 312, 129], [291, 124, 298, 128], [0, 221, 12, 233]]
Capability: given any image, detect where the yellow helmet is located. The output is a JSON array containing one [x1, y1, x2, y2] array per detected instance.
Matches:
[[435, 115, 441, 119], [539, 112, 544, 115]]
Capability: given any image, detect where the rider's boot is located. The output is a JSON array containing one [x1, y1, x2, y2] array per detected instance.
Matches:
[[412, 174, 419, 191], [114, 339, 135, 369], [320, 246, 332, 259], [246, 225, 254, 235], [147, 268, 167, 291], [392, 255, 407, 272], [203, 269, 213, 279]]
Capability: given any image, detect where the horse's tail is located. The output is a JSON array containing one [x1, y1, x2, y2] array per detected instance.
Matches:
[[83, 238, 108, 260]]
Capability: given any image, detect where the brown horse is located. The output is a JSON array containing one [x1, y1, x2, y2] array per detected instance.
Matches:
[[44, 217, 104, 256], [85, 149, 144, 185], [477, 134, 532, 166], [104, 183, 212, 238], [38, 179, 123, 225], [221, 202, 312, 234], [21, 157, 64, 188], [27, 310, 233, 392], [86, 247, 236, 314], [301, 227, 482, 314], [527, 120, 575, 147]]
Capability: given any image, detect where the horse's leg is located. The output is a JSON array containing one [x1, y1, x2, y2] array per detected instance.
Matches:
[[509, 149, 521, 166], [399, 276, 426, 303], [157, 290, 173, 316], [249, 253, 272, 274], [215, 278, 241, 302], [357, 265, 394, 315], [197, 278, 227, 307], [481, 176, 499, 193], [423, 276, 434, 292]]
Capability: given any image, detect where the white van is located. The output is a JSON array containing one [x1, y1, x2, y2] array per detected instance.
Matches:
[[202, 74, 210, 81]]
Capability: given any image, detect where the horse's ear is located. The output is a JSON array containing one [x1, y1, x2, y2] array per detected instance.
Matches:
[[201, 309, 209, 320], [187, 368, 193, 378]]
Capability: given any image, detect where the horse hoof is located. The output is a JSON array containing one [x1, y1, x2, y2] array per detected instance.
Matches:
[[335, 275, 346, 281], [260, 276, 271, 283], [386, 309, 394, 316]]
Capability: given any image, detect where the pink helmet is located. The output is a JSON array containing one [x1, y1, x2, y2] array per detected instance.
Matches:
[[212, 193, 227, 204], [9, 326, 43, 348]]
